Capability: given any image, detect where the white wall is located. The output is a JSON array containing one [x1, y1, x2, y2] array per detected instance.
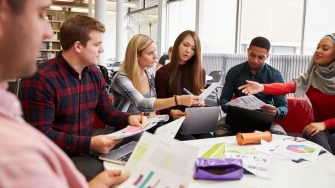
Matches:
[[201, 0, 237, 53], [304, 0, 335, 54], [104, 12, 116, 61], [166, 0, 196, 48]]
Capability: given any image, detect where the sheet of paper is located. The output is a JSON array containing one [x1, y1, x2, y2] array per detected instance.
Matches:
[[227, 153, 270, 178], [200, 82, 221, 99], [255, 138, 322, 162], [154, 116, 185, 139], [277, 140, 321, 162], [120, 132, 198, 188], [226, 95, 266, 110], [107, 115, 169, 139]]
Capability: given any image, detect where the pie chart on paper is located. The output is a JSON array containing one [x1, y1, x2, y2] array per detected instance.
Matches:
[[286, 145, 316, 153]]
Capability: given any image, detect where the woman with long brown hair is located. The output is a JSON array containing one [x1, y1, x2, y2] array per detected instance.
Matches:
[[155, 30, 212, 140]]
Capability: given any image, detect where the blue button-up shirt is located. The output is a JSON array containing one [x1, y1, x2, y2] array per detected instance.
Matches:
[[220, 61, 288, 119]]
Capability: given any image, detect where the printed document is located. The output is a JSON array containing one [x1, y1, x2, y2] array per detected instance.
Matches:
[[120, 132, 198, 188], [226, 95, 265, 110], [200, 82, 221, 99], [255, 138, 322, 162], [154, 116, 185, 139]]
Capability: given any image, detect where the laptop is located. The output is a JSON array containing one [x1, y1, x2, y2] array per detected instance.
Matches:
[[180, 106, 221, 135], [99, 141, 137, 165], [225, 105, 274, 133]]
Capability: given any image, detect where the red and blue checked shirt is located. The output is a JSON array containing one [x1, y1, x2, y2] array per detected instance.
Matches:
[[20, 55, 130, 154]]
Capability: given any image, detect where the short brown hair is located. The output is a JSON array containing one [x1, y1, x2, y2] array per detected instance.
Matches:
[[6, 0, 27, 14], [60, 15, 105, 51]]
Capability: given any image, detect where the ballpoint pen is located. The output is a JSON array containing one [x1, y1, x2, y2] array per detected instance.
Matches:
[[140, 112, 144, 124], [183, 88, 194, 95], [183, 88, 204, 104]]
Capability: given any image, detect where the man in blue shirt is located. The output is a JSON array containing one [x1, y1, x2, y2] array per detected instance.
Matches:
[[216, 37, 288, 136]]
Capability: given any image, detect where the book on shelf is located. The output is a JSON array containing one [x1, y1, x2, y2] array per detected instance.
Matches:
[[51, 31, 59, 41], [50, 22, 61, 30], [39, 51, 57, 60]]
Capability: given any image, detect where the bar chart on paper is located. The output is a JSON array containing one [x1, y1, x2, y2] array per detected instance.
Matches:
[[132, 171, 162, 188]]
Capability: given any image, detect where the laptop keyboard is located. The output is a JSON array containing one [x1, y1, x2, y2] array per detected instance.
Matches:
[[99, 141, 137, 164], [118, 152, 132, 162]]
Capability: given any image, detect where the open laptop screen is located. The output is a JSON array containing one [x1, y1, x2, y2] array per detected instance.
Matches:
[[180, 106, 220, 135]]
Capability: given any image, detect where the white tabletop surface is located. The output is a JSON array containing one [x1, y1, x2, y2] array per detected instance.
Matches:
[[104, 135, 335, 188]]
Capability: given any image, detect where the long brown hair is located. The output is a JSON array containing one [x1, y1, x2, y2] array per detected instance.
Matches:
[[167, 30, 204, 95]]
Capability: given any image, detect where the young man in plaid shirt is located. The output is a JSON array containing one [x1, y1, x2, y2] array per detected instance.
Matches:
[[20, 15, 142, 180]]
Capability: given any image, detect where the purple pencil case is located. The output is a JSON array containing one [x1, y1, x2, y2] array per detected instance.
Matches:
[[193, 158, 243, 180]]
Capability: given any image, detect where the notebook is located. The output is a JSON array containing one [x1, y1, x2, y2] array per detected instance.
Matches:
[[225, 105, 274, 133], [99, 141, 137, 165], [180, 106, 220, 135]]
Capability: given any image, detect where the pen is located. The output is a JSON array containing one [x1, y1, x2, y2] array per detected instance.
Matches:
[[183, 88, 194, 95], [140, 112, 143, 124]]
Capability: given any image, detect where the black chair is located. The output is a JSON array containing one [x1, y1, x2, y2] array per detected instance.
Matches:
[[7, 79, 21, 97], [205, 70, 224, 88], [204, 71, 224, 107], [98, 65, 112, 95], [208, 71, 224, 84]]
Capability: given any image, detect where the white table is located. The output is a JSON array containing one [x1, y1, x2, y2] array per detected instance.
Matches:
[[104, 135, 335, 188]]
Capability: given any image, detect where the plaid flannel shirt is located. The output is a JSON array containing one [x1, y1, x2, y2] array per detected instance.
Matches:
[[20, 55, 129, 154]]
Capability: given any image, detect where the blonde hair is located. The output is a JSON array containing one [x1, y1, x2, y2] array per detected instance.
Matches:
[[121, 34, 153, 90]]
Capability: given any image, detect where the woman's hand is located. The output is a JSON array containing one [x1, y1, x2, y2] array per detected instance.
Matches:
[[170, 109, 188, 119], [304, 122, 326, 136], [238, 80, 264, 95], [178, 95, 202, 106]]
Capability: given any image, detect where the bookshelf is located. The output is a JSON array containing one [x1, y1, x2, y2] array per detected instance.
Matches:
[[38, 19, 62, 63]]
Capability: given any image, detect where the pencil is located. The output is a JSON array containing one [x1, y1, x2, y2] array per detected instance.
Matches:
[[140, 112, 143, 124]]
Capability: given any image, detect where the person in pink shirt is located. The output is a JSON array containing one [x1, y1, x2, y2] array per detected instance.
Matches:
[[0, 0, 128, 187], [239, 33, 335, 154]]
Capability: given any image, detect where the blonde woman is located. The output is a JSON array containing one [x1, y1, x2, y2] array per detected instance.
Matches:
[[111, 34, 201, 115]]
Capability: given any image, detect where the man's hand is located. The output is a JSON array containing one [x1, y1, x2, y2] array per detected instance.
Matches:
[[260, 104, 277, 116], [238, 80, 264, 95], [90, 135, 122, 154], [128, 115, 146, 127], [88, 170, 129, 188], [304, 122, 326, 136], [170, 109, 188, 119]]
